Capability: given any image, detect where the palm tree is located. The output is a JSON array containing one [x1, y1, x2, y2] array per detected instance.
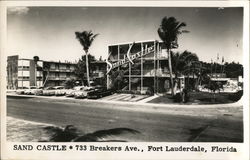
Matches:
[[42, 63, 50, 87], [75, 30, 99, 86], [74, 54, 96, 85], [158, 17, 189, 96], [181, 51, 199, 90], [171, 51, 199, 93]]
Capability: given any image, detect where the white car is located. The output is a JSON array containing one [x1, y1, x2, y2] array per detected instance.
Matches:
[[74, 86, 95, 99], [54, 86, 66, 96], [16, 87, 29, 95], [41, 86, 57, 96], [24, 86, 41, 95], [65, 86, 85, 97]]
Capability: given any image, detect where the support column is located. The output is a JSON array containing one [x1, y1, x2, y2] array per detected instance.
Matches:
[[117, 45, 120, 90], [129, 60, 131, 91], [157, 42, 160, 94], [106, 46, 110, 89], [141, 42, 143, 93], [154, 41, 156, 94], [106, 65, 109, 89], [118, 45, 120, 71]]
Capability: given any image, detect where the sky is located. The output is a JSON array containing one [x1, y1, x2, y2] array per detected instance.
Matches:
[[7, 7, 243, 64]]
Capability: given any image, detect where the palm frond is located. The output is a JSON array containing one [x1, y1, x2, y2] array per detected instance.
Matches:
[[158, 16, 188, 49], [75, 30, 99, 52], [43, 125, 82, 142]]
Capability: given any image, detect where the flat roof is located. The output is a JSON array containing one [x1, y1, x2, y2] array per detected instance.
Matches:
[[108, 39, 164, 47], [8, 55, 105, 64]]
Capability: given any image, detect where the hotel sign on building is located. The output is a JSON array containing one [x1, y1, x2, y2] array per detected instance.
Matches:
[[106, 43, 156, 73], [106, 40, 183, 94]]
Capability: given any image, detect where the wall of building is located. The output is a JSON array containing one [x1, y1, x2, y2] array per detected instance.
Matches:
[[7, 56, 107, 89], [7, 55, 18, 89], [107, 40, 171, 93]]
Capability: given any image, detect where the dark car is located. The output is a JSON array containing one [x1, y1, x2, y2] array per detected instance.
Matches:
[[87, 87, 113, 99]]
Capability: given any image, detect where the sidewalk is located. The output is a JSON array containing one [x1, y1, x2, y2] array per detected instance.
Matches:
[[6, 93, 242, 109]]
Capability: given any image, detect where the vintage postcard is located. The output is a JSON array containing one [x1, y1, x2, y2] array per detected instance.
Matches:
[[0, 1, 249, 160]]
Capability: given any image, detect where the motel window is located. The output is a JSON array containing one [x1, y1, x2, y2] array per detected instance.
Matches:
[[18, 81, 30, 88], [36, 71, 43, 77], [18, 60, 30, 67], [66, 65, 70, 69], [60, 73, 66, 77], [59, 64, 66, 70], [18, 71, 30, 77], [50, 63, 55, 69]]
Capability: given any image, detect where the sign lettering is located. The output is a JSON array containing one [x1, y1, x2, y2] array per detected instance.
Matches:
[[106, 44, 155, 74]]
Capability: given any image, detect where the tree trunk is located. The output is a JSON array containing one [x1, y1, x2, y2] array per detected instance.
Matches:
[[167, 49, 174, 96], [85, 51, 90, 87], [43, 70, 49, 87]]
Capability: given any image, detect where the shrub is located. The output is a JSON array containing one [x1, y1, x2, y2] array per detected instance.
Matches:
[[173, 89, 190, 103], [173, 93, 182, 102]]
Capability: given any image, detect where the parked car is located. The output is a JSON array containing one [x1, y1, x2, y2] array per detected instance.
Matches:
[[65, 86, 85, 97], [16, 87, 29, 95], [87, 87, 113, 99], [41, 87, 57, 96], [24, 86, 41, 95], [54, 86, 66, 96], [74, 86, 95, 99]]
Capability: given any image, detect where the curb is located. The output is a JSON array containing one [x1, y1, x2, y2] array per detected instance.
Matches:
[[7, 94, 242, 109]]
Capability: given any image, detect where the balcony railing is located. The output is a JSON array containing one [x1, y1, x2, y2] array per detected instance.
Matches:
[[123, 69, 171, 77], [47, 77, 70, 80], [47, 68, 75, 72]]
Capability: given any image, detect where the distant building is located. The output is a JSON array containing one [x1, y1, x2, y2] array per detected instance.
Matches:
[[7, 55, 43, 89], [90, 61, 106, 85], [7, 55, 107, 89], [42, 60, 76, 87]]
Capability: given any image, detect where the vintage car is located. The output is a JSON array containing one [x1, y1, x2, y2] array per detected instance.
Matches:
[[87, 87, 113, 99], [16, 87, 29, 95], [65, 86, 85, 97], [54, 86, 66, 96], [41, 86, 57, 96], [24, 86, 42, 95], [74, 86, 95, 99]]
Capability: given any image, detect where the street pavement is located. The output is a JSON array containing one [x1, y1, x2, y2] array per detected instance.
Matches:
[[7, 95, 243, 142]]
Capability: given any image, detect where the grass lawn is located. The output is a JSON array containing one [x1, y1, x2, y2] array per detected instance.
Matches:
[[148, 91, 241, 105]]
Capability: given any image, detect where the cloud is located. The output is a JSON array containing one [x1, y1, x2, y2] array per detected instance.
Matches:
[[7, 7, 30, 15]]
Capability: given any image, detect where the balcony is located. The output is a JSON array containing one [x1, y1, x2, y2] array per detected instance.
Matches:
[[48, 68, 74, 72], [47, 76, 68, 81], [91, 70, 106, 78], [123, 69, 171, 77]]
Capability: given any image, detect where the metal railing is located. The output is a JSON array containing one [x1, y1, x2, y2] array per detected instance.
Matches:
[[124, 69, 170, 77]]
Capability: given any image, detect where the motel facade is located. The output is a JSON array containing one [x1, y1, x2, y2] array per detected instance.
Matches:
[[106, 40, 184, 94]]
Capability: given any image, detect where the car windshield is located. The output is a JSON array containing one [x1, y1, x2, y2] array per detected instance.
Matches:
[[56, 87, 64, 89], [74, 86, 85, 90], [45, 87, 55, 90]]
